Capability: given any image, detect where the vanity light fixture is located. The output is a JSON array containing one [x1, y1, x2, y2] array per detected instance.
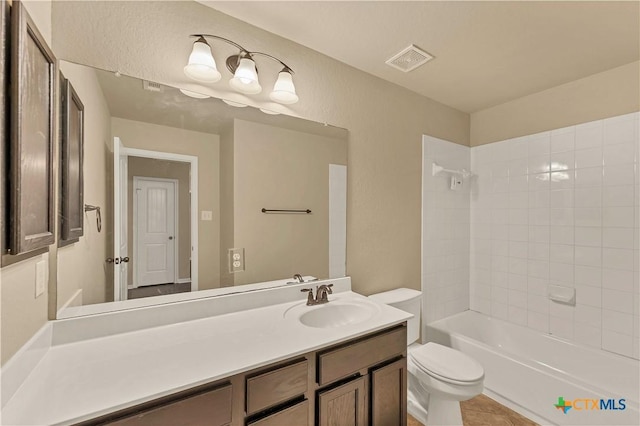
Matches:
[[184, 34, 299, 104], [222, 99, 248, 108], [259, 108, 280, 115], [179, 88, 211, 99]]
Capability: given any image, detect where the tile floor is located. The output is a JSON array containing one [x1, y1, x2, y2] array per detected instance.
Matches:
[[408, 394, 539, 426]]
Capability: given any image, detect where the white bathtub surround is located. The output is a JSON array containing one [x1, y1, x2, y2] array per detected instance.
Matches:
[[422, 136, 471, 323], [427, 311, 640, 426], [469, 112, 639, 359], [1, 277, 412, 425]]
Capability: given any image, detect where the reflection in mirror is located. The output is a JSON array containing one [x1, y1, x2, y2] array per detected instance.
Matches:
[[56, 61, 347, 318]]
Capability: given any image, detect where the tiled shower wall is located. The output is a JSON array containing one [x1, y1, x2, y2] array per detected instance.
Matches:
[[422, 136, 471, 323], [469, 112, 639, 359]]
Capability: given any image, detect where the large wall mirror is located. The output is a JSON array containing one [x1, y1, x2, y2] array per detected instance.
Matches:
[[56, 60, 347, 318]]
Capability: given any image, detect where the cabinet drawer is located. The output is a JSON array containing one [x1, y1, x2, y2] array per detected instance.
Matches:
[[246, 359, 308, 415], [247, 400, 309, 426], [106, 383, 232, 426], [318, 326, 406, 385]]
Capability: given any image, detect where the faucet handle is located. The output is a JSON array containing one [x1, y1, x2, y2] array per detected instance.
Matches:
[[301, 288, 315, 305]]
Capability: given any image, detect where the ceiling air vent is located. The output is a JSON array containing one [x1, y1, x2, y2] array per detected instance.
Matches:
[[142, 80, 163, 92], [385, 45, 434, 73]]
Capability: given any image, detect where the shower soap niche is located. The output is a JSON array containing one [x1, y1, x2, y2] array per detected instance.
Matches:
[[548, 285, 575, 305]]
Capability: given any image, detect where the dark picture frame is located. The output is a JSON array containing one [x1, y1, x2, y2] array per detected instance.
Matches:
[[7, 0, 56, 255], [59, 74, 84, 246], [0, 0, 8, 261]]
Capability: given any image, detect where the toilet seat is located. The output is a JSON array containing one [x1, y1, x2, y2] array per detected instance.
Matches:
[[410, 342, 484, 385]]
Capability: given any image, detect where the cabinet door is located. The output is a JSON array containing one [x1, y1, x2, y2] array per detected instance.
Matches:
[[371, 358, 407, 426], [106, 384, 232, 426], [317, 376, 366, 426]]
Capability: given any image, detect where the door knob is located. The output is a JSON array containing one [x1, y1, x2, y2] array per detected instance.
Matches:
[[120, 257, 130, 263], [106, 258, 114, 263], [169, 236, 174, 240]]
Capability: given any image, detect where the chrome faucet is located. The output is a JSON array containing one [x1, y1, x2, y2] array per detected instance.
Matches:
[[301, 284, 334, 305], [316, 284, 333, 303], [292, 273, 304, 283]]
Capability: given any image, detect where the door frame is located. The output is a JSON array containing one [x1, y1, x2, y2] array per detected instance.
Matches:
[[132, 176, 179, 288], [120, 146, 199, 292]]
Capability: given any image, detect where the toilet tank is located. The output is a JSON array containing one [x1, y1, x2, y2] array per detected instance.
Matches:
[[369, 288, 422, 345]]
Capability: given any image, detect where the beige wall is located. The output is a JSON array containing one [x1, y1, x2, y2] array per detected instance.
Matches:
[[51, 1, 470, 299], [127, 158, 191, 284], [471, 61, 640, 145], [232, 119, 346, 286], [56, 62, 112, 310], [1, 0, 53, 365], [111, 118, 220, 290]]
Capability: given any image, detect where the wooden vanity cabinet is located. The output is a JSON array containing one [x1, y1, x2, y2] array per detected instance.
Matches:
[[83, 381, 234, 426], [315, 324, 407, 426], [80, 323, 407, 426]]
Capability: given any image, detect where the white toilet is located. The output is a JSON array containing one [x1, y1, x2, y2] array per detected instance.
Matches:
[[369, 288, 484, 426]]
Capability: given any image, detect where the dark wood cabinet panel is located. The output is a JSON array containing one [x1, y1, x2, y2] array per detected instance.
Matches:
[[246, 359, 308, 415], [317, 376, 367, 426], [371, 358, 407, 426], [247, 400, 309, 426], [8, 0, 56, 254], [105, 384, 232, 426], [59, 75, 84, 245], [317, 325, 406, 386]]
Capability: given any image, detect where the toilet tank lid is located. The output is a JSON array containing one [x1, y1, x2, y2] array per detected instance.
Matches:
[[369, 288, 422, 304]]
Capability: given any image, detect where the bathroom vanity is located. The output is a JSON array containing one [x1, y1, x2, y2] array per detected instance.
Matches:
[[84, 324, 406, 426], [0, 278, 411, 425]]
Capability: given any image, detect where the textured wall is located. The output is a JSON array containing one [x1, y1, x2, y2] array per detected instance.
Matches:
[[232, 119, 345, 285], [471, 61, 640, 146], [51, 1, 469, 299]]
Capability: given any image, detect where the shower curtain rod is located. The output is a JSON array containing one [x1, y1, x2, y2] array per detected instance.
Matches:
[[432, 162, 474, 178]]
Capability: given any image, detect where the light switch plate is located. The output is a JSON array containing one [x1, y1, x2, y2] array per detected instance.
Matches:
[[228, 248, 245, 273], [201, 210, 213, 221]]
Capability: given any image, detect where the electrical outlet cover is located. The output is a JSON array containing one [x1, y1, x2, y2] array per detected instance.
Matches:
[[228, 248, 245, 273]]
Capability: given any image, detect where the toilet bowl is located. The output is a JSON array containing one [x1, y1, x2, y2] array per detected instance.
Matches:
[[369, 288, 484, 425]]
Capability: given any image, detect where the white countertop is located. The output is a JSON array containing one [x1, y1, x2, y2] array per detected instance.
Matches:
[[1, 289, 410, 425]]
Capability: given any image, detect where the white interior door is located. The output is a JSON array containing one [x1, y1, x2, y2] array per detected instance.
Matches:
[[113, 137, 128, 301], [135, 177, 177, 287]]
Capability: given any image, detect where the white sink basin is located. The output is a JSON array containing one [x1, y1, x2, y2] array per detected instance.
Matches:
[[284, 297, 381, 328]]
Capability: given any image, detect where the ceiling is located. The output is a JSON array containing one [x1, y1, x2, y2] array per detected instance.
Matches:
[[201, 1, 640, 113]]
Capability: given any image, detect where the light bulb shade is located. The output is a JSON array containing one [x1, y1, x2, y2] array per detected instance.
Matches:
[[184, 40, 221, 83], [222, 99, 248, 108], [179, 89, 211, 99], [229, 58, 262, 94], [269, 70, 299, 104]]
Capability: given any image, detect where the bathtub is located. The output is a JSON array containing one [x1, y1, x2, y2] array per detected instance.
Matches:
[[425, 311, 639, 426]]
